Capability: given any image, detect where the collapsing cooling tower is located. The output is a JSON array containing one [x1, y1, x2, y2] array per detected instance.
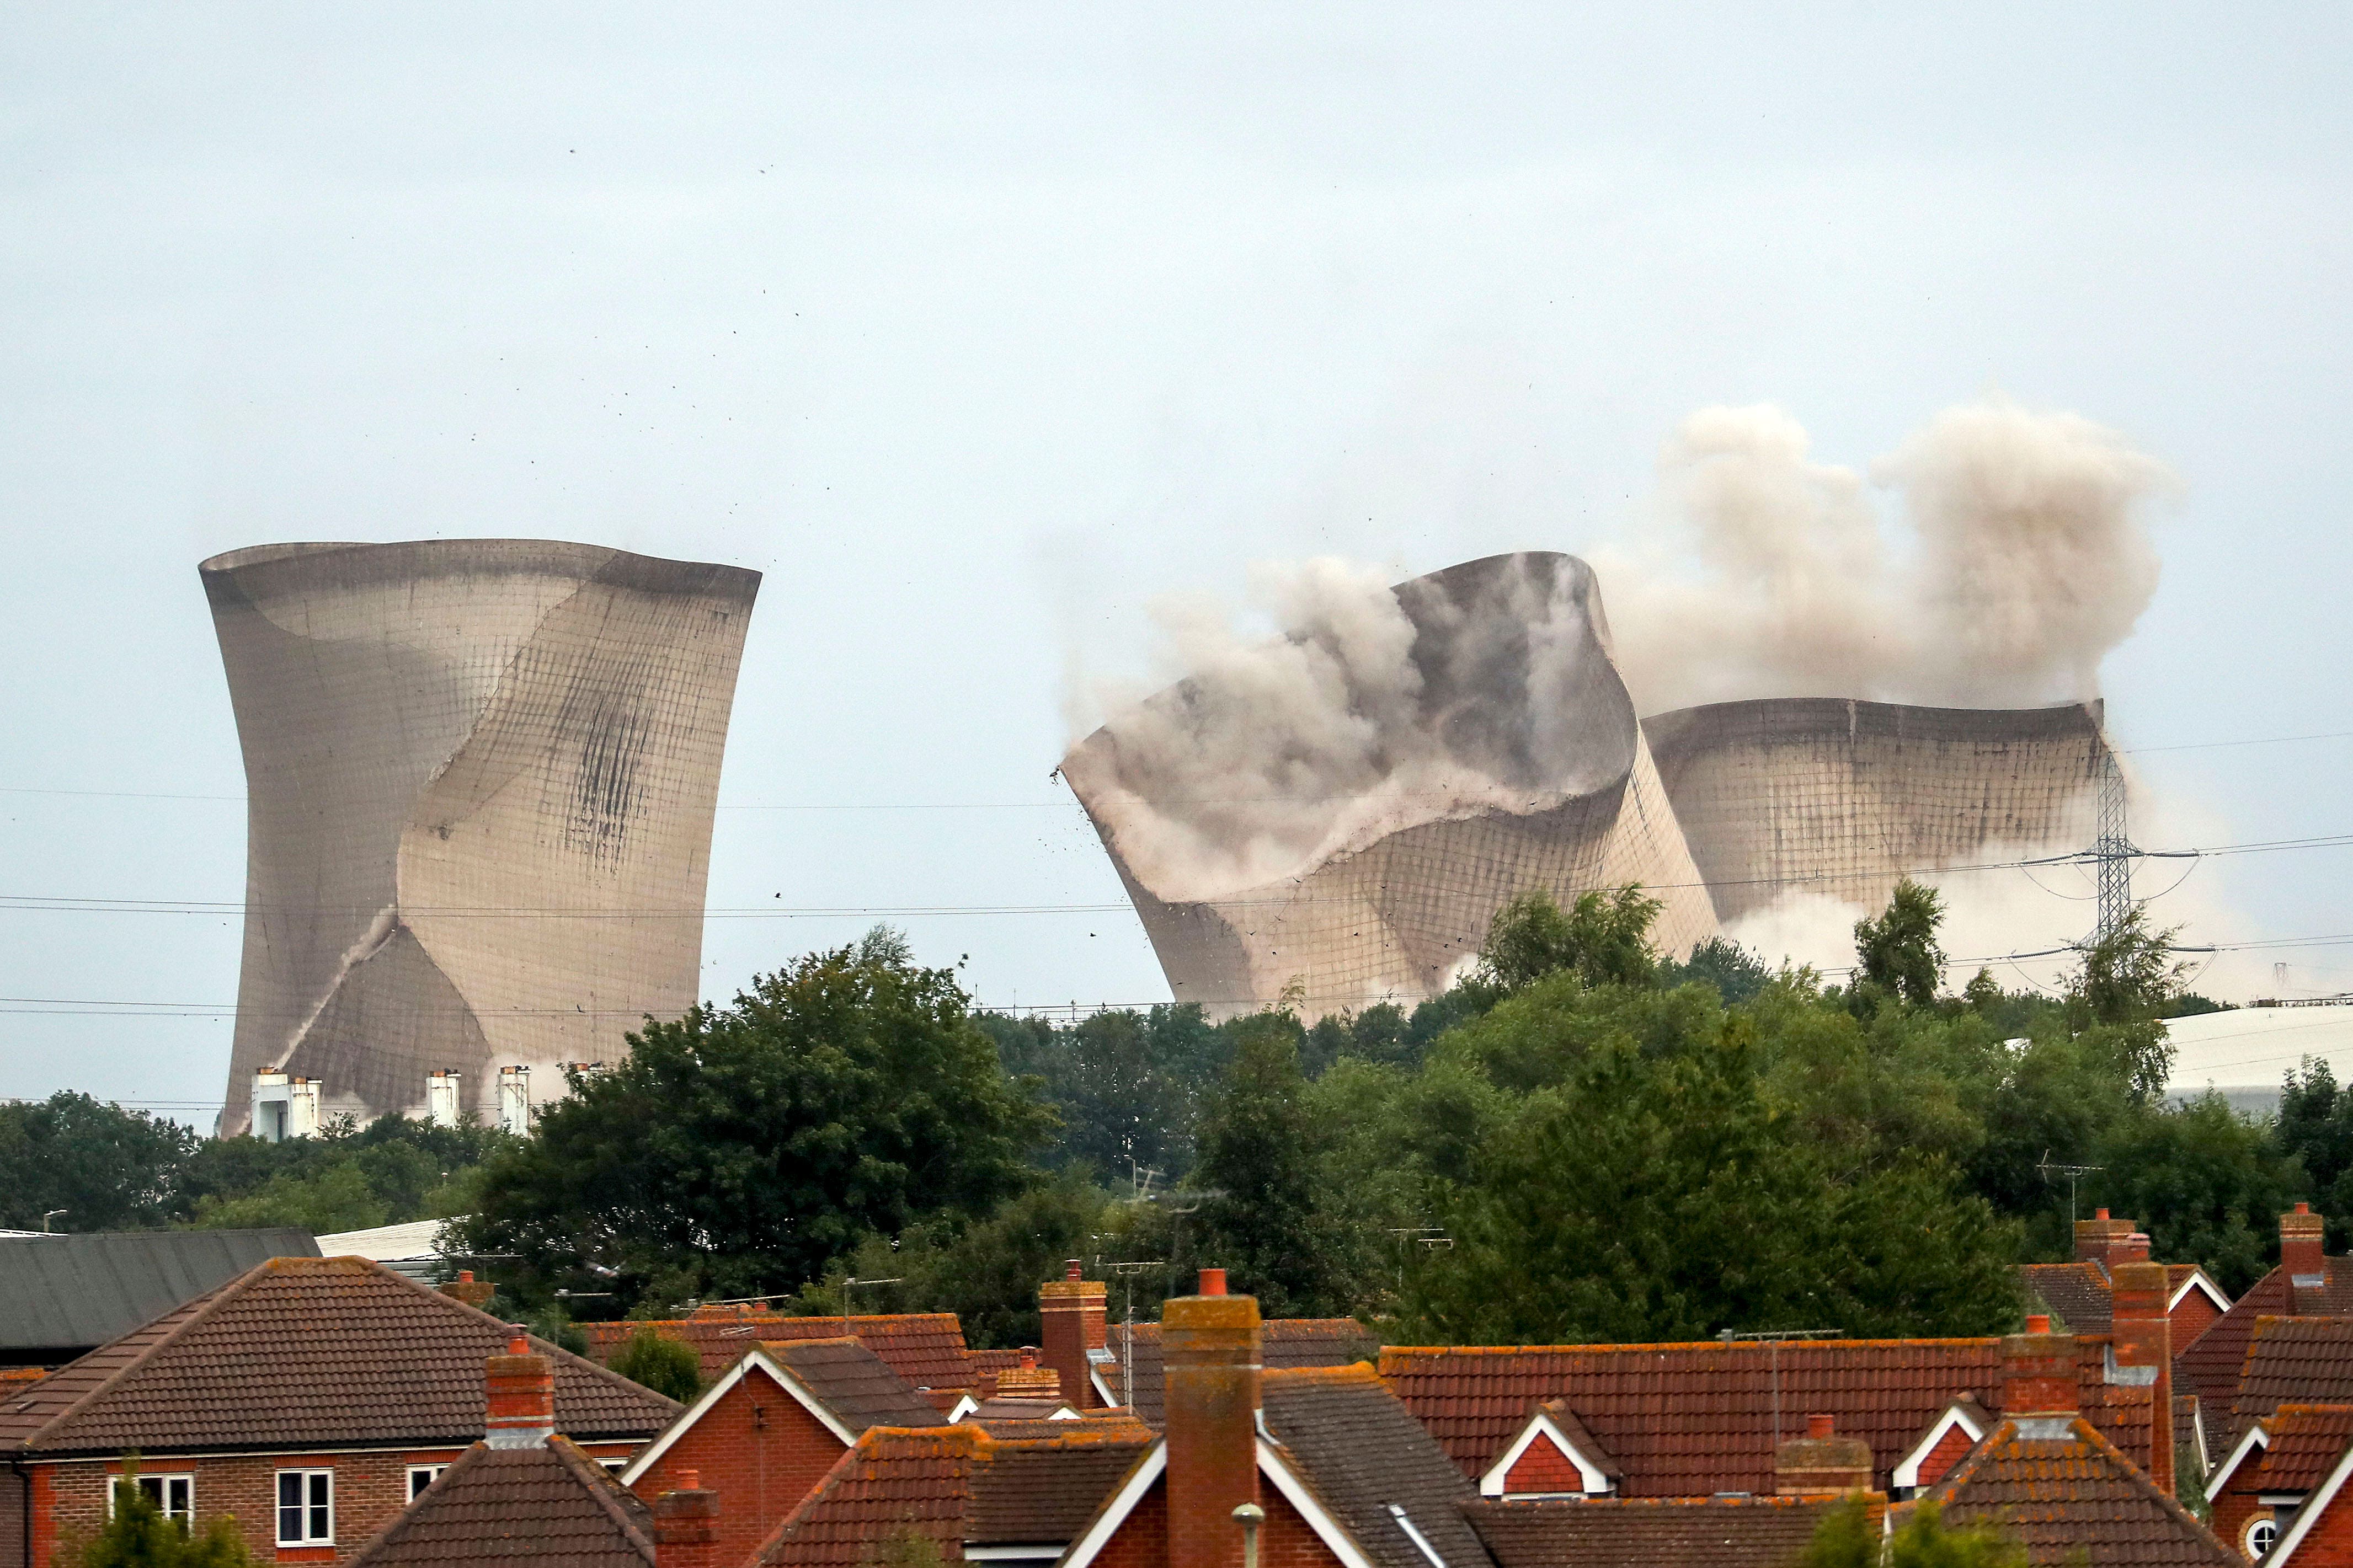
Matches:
[[1642, 697, 2111, 925], [202, 540, 760, 1133], [1059, 553, 1719, 1020]]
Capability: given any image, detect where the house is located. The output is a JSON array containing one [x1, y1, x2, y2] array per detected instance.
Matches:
[[346, 1332, 711, 1568], [1919, 1316, 2235, 1568], [617, 1336, 945, 1567], [2019, 1210, 2232, 1353], [0, 1255, 676, 1566], [1382, 1261, 2180, 1503], [0, 1228, 319, 1369], [2203, 1402, 2353, 1561], [2180, 1206, 2353, 1462], [2229, 1405, 2353, 1568]]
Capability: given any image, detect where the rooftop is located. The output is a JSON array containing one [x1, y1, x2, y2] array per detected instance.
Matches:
[[346, 1436, 656, 1568], [0, 1228, 319, 1358], [1463, 1493, 1855, 1568], [1925, 1416, 2234, 1568]]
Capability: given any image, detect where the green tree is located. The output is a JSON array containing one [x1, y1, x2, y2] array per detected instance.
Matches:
[[75, 1461, 258, 1568], [2093, 1094, 2295, 1294], [1852, 879, 1946, 1010], [0, 1093, 197, 1230], [610, 1326, 702, 1402], [1661, 936, 1774, 1005], [190, 1162, 390, 1234], [1477, 886, 1662, 993], [456, 928, 1058, 1311], [1800, 1497, 2025, 1568]]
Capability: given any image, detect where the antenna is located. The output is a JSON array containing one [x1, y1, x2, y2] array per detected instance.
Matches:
[[1384, 1227, 1449, 1299], [840, 1275, 904, 1340], [1719, 1328, 1844, 1447], [2036, 1151, 2103, 1229]]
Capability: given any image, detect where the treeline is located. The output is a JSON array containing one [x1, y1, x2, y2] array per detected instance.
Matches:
[[0, 1097, 509, 1234], [18, 886, 2347, 1354]]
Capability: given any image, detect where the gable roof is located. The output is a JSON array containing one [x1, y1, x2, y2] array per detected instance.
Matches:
[[582, 1312, 973, 1388], [1480, 1400, 1621, 1496], [752, 1422, 1157, 1568], [1462, 1494, 1855, 1568], [1890, 1397, 1993, 1491], [2022, 1262, 2117, 1334], [621, 1339, 941, 1486], [0, 1229, 319, 1356], [0, 1255, 677, 1458], [2179, 1262, 2353, 1457], [1924, 1416, 2235, 1568], [2255, 1404, 2353, 1495], [2233, 1317, 2353, 1441], [1380, 1336, 2158, 1498], [347, 1436, 657, 1568], [1108, 1318, 1380, 1427], [1262, 1364, 1491, 1568]]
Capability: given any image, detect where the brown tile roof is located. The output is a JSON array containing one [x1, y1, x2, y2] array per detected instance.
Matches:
[[1380, 1337, 2157, 1498], [2256, 1405, 2353, 1494], [756, 1339, 946, 1435], [583, 1312, 973, 1389], [752, 1423, 1155, 1568], [2232, 1318, 2353, 1439], [2179, 1263, 2353, 1458], [963, 1347, 1024, 1399], [2022, 1262, 2115, 1334], [348, 1436, 658, 1568], [1927, 1415, 2234, 1567], [968, 1397, 1074, 1422], [0, 1256, 677, 1459], [0, 1369, 46, 1393], [1262, 1364, 1491, 1568], [1461, 1494, 1855, 1568], [969, 1414, 1155, 1444], [1109, 1318, 1379, 1427]]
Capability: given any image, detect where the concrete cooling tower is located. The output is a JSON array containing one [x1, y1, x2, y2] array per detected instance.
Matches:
[[1060, 552, 1719, 1020], [202, 539, 760, 1133], [1643, 698, 2110, 925]]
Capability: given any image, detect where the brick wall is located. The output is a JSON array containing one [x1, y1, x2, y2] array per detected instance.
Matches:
[[2173, 1289, 2225, 1354], [2210, 1458, 2270, 1562], [1915, 1425, 1978, 1492], [1258, 1491, 1342, 1568], [1504, 1433, 1589, 1495], [1092, 1475, 1168, 1568], [626, 1366, 847, 1568], [2288, 1491, 2353, 1568]]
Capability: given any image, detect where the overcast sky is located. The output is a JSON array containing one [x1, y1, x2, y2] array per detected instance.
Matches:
[[4, 5, 2349, 1121]]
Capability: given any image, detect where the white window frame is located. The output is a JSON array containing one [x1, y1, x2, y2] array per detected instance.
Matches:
[[276, 1469, 334, 1546], [406, 1464, 447, 1502], [2247, 1516, 2279, 1560], [111, 1473, 194, 1524]]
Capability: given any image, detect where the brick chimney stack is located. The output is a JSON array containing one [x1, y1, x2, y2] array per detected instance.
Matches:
[[2108, 1232, 2153, 1268], [2284, 1203, 2328, 1281], [995, 1347, 1064, 1402], [1164, 1269, 1260, 1568], [485, 1330, 554, 1448], [2111, 1260, 2176, 1495], [1040, 1258, 1107, 1410], [2075, 1208, 2137, 1270], [654, 1470, 719, 1568], [1775, 1414, 1874, 1496], [2002, 1315, 2078, 1421], [441, 1270, 497, 1310]]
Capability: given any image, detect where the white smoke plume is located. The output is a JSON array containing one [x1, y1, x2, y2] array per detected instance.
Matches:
[[1591, 397, 2173, 715]]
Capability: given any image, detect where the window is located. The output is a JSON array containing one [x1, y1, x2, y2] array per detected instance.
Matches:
[[111, 1474, 193, 1524], [276, 1470, 333, 1545], [407, 1465, 447, 1502], [2247, 1516, 2279, 1559]]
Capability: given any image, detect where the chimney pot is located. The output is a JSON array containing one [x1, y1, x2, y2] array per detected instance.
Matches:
[[458, 1270, 474, 1283], [676, 1469, 698, 1490], [2299, 1203, 2312, 1215], [2026, 1314, 2050, 1334], [1808, 1414, 1835, 1439], [1199, 1267, 1228, 1296], [1066, 1259, 1084, 1281], [2097, 1208, 2110, 1219]]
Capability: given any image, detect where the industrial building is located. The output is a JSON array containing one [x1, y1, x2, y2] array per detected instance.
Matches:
[[201, 539, 760, 1133]]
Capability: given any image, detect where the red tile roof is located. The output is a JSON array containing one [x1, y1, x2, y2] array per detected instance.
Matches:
[[583, 1312, 975, 1389], [1108, 1318, 1379, 1427], [1926, 1416, 2234, 1567], [2256, 1405, 2353, 1494], [2179, 1263, 2353, 1457], [1463, 1494, 1860, 1568], [752, 1422, 1157, 1567], [1380, 1336, 2156, 1497], [346, 1437, 657, 1568], [2233, 1318, 2353, 1439], [0, 1256, 677, 1459]]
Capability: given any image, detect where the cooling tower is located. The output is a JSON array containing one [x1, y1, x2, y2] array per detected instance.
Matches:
[[201, 539, 760, 1133], [1060, 553, 1718, 1021], [1642, 697, 2110, 925]]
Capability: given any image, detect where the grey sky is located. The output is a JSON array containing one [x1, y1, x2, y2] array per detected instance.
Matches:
[[3, 5, 2348, 1119]]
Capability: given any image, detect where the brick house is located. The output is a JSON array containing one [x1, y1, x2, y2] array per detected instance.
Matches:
[[2181, 1207, 2353, 1462], [616, 1337, 943, 1568], [2239, 1405, 2353, 1568], [2020, 1210, 2232, 1354], [1919, 1317, 2235, 1568], [0, 1256, 675, 1567], [2203, 1403, 2353, 1561]]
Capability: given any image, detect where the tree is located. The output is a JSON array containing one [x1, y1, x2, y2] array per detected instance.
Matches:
[[1187, 1016, 1369, 1317], [1477, 887, 1662, 993], [0, 1093, 197, 1230], [74, 1461, 258, 1568], [190, 1163, 390, 1233], [456, 928, 1058, 1311], [2093, 1094, 2295, 1294], [1800, 1497, 2025, 1568], [1852, 879, 1946, 1010], [610, 1326, 702, 1402], [1661, 936, 1774, 1005]]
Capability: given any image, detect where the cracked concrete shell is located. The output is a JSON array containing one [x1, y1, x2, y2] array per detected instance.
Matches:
[[201, 539, 760, 1133]]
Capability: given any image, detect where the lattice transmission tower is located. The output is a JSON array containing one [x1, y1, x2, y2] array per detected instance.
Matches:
[[2091, 748, 2136, 945]]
